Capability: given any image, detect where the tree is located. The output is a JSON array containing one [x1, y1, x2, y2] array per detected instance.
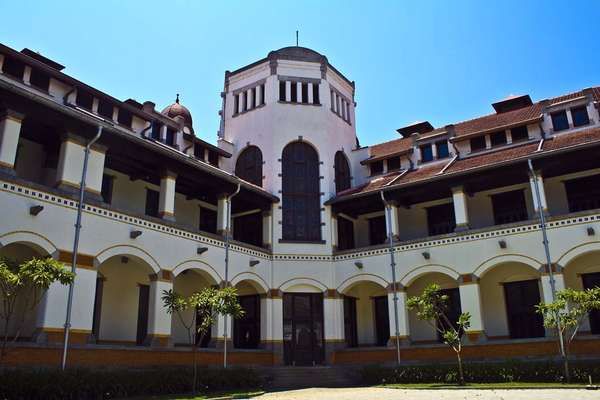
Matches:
[[0, 256, 75, 365], [407, 283, 471, 385], [162, 286, 244, 395], [536, 287, 600, 383]]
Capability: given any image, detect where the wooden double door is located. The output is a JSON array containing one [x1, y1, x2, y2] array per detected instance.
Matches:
[[283, 293, 324, 365]]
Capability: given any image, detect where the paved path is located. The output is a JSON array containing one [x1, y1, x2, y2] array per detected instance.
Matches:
[[253, 387, 599, 400]]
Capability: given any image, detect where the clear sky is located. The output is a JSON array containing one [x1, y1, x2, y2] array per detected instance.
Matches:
[[2, 1, 599, 146]]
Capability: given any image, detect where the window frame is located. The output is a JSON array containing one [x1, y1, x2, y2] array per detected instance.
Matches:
[[469, 136, 487, 153], [420, 143, 434, 163], [571, 105, 590, 127], [551, 110, 569, 132]]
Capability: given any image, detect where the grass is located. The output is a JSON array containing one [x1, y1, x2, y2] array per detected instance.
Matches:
[[382, 382, 591, 389], [125, 389, 265, 399]]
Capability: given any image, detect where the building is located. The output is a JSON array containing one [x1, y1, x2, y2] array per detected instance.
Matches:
[[0, 42, 599, 368]]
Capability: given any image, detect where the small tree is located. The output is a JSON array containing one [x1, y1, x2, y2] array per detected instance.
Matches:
[[0, 256, 74, 365], [536, 287, 600, 383], [162, 286, 243, 395], [407, 283, 471, 385]]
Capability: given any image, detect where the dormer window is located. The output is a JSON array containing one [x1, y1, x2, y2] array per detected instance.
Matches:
[[75, 89, 94, 110], [97, 99, 113, 119], [470, 136, 486, 152], [551, 110, 569, 132], [420, 144, 433, 162], [370, 160, 384, 176], [436, 141, 449, 159], [117, 109, 132, 128], [387, 156, 401, 171], [510, 125, 529, 142], [2, 56, 25, 80], [29, 68, 50, 91], [490, 131, 507, 147], [165, 128, 176, 147], [571, 106, 590, 127]]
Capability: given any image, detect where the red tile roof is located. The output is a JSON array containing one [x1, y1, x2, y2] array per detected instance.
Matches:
[[330, 126, 600, 203], [364, 137, 413, 163], [452, 103, 543, 138]]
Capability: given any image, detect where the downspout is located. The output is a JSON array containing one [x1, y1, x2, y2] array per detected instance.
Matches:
[[223, 182, 241, 369], [380, 190, 401, 366], [61, 125, 103, 370], [527, 159, 567, 365]]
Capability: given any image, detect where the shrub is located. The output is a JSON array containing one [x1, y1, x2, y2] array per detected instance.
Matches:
[[360, 359, 600, 385], [0, 366, 263, 400]]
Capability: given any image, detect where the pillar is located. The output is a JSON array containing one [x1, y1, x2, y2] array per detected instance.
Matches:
[[297, 82, 303, 103], [452, 186, 470, 231], [56, 134, 106, 201], [285, 81, 292, 102], [262, 210, 273, 249], [308, 82, 314, 104], [158, 170, 177, 221], [256, 85, 262, 106], [146, 270, 173, 346], [458, 274, 486, 343], [237, 93, 244, 114], [0, 54, 4, 72], [529, 170, 548, 216], [540, 264, 565, 305], [0, 109, 23, 172], [324, 290, 345, 363], [35, 251, 97, 344], [111, 106, 119, 122], [246, 89, 253, 110], [217, 194, 228, 237], [331, 213, 339, 251], [387, 285, 410, 346], [22, 65, 32, 85]]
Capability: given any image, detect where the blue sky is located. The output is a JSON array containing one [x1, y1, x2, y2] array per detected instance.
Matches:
[[2, 1, 599, 146]]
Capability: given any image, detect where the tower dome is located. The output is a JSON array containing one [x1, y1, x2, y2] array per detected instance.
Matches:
[[161, 94, 194, 133]]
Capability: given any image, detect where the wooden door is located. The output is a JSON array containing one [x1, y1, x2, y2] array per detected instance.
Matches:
[[373, 296, 390, 346], [503, 280, 545, 339], [136, 284, 150, 345], [234, 294, 261, 349], [343, 296, 358, 347]]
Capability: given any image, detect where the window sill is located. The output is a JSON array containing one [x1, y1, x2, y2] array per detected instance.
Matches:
[[278, 239, 326, 245], [232, 103, 266, 118], [277, 100, 322, 107]]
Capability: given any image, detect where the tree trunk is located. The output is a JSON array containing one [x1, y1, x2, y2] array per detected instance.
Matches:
[[456, 351, 465, 386], [563, 343, 571, 384]]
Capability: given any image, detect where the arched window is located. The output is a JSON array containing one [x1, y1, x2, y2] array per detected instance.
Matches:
[[282, 141, 321, 241], [235, 146, 263, 187], [334, 151, 351, 193]]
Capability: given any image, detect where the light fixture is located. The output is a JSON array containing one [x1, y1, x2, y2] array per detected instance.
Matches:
[[249, 260, 260, 267], [587, 227, 596, 236], [422, 251, 430, 260], [29, 205, 44, 216], [197, 247, 208, 255], [130, 230, 143, 239], [354, 261, 363, 269], [498, 240, 507, 249]]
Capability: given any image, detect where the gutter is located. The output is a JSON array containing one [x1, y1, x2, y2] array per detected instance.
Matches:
[[0, 78, 278, 203]]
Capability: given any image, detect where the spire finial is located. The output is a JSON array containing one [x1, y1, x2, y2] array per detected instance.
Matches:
[[176, 93, 180, 104], [296, 30, 299, 47]]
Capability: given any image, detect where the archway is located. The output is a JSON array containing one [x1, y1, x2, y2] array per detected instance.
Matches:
[[563, 250, 600, 334], [232, 278, 267, 349], [235, 145, 263, 187]]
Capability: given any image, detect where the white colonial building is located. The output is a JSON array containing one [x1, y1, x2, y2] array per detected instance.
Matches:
[[0, 43, 599, 367]]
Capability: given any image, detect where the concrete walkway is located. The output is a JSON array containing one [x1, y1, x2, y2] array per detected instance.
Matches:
[[253, 387, 599, 399]]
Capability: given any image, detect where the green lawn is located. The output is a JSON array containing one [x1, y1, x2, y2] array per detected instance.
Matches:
[[126, 389, 264, 399], [383, 382, 591, 389]]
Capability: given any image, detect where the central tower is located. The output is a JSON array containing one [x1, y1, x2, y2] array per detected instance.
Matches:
[[219, 46, 359, 254]]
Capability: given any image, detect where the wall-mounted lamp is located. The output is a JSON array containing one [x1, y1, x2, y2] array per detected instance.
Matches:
[[249, 260, 260, 267], [498, 240, 507, 249], [587, 227, 596, 236], [422, 251, 430, 260], [130, 230, 143, 239], [29, 205, 44, 216], [197, 247, 209, 255], [354, 261, 363, 269], [121, 256, 129, 264]]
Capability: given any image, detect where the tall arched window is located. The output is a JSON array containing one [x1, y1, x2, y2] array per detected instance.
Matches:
[[235, 146, 263, 187], [334, 151, 351, 193], [282, 141, 321, 241]]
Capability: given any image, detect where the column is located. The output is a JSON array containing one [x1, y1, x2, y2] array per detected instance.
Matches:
[[297, 82, 303, 103], [91, 98, 99, 114], [484, 135, 492, 149], [331, 213, 339, 251], [452, 186, 470, 231], [256, 85, 262, 106], [384, 202, 400, 241], [387, 285, 410, 346], [324, 290, 344, 363], [540, 264, 565, 305], [529, 170, 548, 216], [0, 53, 4, 72], [308, 82, 314, 104], [237, 93, 244, 114], [56, 134, 106, 201], [146, 270, 173, 346], [0, 109, 24, 171], [458, 274, 486, 343], [285, 81, 292, 102], [22, 65, 32, 85], [506, 129, 513, 144], [159, 124, 168, 142], [158, 170, 177, 221], [111, 106, 119, 122], [217, 194, 228, 237], [35, 251, 97, 344], [262, 210, 273, 249], [268, 290, 284, 364], [246, 89, 253, 110]]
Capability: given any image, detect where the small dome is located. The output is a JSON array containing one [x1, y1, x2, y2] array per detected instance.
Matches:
[[161, 94, 193, 133]]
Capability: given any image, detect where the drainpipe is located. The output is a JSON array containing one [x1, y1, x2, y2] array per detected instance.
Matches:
[[223, 182, 241, 368], [61, 125, 103, 370], [380, 190, 401, 366], [527, 159, 567, 365]]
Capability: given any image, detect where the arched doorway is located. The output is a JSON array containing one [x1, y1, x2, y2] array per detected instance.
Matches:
[[281, 141, 321, 242], [340, 280, 388, 347], [563, 251, 600, 334], [232, 279, 266, 349], [334, 151, 351, 193]]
